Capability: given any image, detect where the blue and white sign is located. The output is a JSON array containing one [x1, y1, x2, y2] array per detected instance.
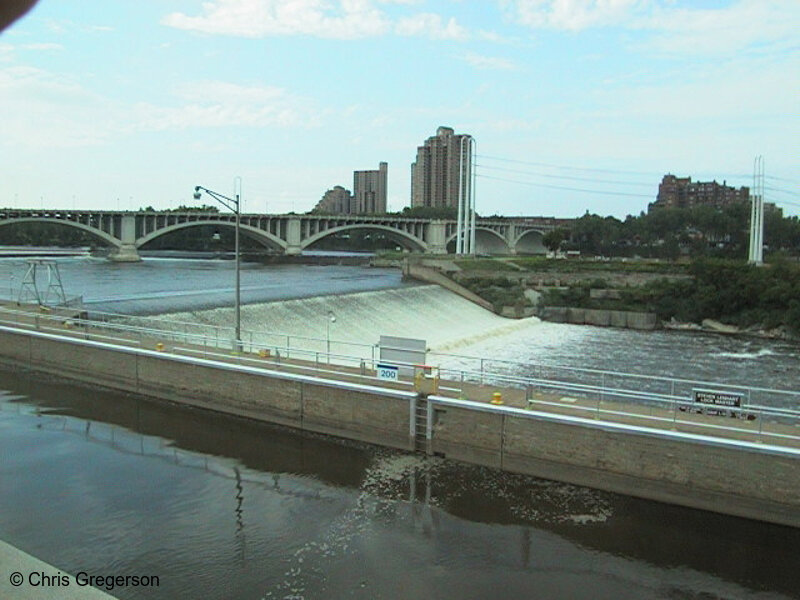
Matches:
[[376, 363, 399, 382]]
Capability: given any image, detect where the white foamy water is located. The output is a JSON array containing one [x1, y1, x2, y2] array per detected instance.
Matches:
[[160, 285, 542, 358], [712, 348, 777, 360], [133, 283, 799, 396]]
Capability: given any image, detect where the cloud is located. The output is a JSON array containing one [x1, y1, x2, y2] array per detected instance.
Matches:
[[641, 1, 800, 56], [0, 43, 14, 62], [0, 66, 322, 149], [21, 43, 64, 51], [395, 13, 467, 40], [508, 0, 644, 31], [504, 0, 800, 55], [132, 81, 322, 131], [162, 0, 390, 39], [0, 66, 112, 147], [460, 51, 516, 70], [163, 0, 468, 40], [43, 19, 115, 34]]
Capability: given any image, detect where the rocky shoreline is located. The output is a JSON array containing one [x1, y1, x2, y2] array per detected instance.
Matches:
[[663, 318, 794, 341]]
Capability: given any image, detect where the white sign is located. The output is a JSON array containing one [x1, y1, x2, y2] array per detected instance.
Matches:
[[377, 363, 399, 382], [379, 335, 426, 378]]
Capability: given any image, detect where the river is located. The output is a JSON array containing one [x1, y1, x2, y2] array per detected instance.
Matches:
[[0, 256, 798, 599]]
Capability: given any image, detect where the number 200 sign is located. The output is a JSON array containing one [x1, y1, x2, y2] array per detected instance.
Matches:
[[377, 364, 399, 381]]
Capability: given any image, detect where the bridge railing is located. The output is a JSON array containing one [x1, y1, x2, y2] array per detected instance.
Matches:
[[0, 303, 798, 448]]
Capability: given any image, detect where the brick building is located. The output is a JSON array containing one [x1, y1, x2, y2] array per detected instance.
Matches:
[[649, 174, 749, 211]]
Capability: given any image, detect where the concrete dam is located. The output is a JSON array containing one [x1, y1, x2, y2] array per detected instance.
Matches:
[[1, 281, 798, 527], [138, 285, 542, 355]]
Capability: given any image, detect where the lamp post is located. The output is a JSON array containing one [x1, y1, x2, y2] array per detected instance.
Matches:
[[193, 183, 241, 350], [326, 310, 336, 363]]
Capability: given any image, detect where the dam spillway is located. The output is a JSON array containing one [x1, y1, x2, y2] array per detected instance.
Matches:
[[143, 285, 542, 354]]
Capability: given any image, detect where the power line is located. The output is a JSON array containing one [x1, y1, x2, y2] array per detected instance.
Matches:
[[475, 163, 654, 188], [476, 154, 794, 184], [765, 186, 800, 198], [771, 199, 800, 209], [476, 154, 659, 178], [475, 173, 653, 198], [766, 174, 800, 185]]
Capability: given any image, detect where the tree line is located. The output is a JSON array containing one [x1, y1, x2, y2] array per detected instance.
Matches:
[[543, 204, 800, 259]]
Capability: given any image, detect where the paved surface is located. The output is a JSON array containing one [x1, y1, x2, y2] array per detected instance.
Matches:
[[0, 540, 117, 599]]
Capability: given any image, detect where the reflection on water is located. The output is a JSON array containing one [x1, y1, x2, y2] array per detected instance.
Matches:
[[1, 370, 798, 600]]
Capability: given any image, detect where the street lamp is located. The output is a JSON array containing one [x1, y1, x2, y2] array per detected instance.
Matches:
[[193, 182, 241, 350], [326, 310, 336, 363]]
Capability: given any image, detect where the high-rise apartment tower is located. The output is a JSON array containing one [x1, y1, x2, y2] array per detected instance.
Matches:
[[353, 162, 388, 214], [411, 126, 473, 209], [313, 185, 352, 214]]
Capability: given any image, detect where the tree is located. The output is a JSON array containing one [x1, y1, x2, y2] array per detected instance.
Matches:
[[542, 228, 567, 252]]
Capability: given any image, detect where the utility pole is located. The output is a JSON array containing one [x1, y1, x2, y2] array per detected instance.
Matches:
[[748, 156, 765, 265], [456, 135, 476, 255]]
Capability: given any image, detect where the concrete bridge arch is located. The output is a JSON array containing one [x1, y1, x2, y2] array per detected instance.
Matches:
[[0, 209, 566, 260], [301, 223, 428, 253], [135, 220, 288, 252], [513, 229, 546, 255], [446, 227, 512, 255], [0, 217, 122, 249]]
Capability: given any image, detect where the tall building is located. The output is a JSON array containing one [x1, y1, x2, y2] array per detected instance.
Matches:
[[650, 174, 749, 211], [313, 185, 352, 214], [411, 126, 473, 209], [353, 162, 388, 214]]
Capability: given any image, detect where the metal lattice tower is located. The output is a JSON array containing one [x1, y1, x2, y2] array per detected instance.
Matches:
[[748, 156, 765, 265], [17, 260, 68, 306]]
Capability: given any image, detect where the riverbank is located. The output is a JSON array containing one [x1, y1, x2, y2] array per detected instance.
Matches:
[[401, 256, 799, 341]]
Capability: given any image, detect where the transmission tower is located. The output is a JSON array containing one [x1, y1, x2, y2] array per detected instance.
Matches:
[[17, 260, 68, 306]]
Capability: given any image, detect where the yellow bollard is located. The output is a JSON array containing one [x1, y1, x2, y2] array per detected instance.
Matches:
[[155, 342, 165, 352], [491, 392, 503, 405]]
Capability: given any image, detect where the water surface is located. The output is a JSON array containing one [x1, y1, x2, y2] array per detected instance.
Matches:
[[2, 372, 798, 600]]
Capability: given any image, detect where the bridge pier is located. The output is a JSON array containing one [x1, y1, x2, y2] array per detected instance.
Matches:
[[110, 244, 141, 262], [505, 224, 518, 255], [285, 218, 302, 255], [110, 216, 141, 262], [427, 221, 448, 255]]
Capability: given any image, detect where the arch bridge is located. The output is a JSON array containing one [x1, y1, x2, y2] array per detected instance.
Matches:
[[0, 210, 569, 261]]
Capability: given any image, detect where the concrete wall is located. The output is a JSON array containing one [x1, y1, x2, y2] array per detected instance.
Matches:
[[403, 262, 496, 312], [0, 326, 417, 454], [539, 306, 658, 330], [430, 400, 800, 528], [2, 324, 798, 528]]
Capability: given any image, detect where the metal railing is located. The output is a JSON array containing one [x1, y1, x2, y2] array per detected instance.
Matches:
[[428, 350, 800, 413], [0, 303, 798, 448]]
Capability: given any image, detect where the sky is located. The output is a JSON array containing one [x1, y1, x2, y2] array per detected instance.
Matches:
[[1, 0, 798, 218]]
